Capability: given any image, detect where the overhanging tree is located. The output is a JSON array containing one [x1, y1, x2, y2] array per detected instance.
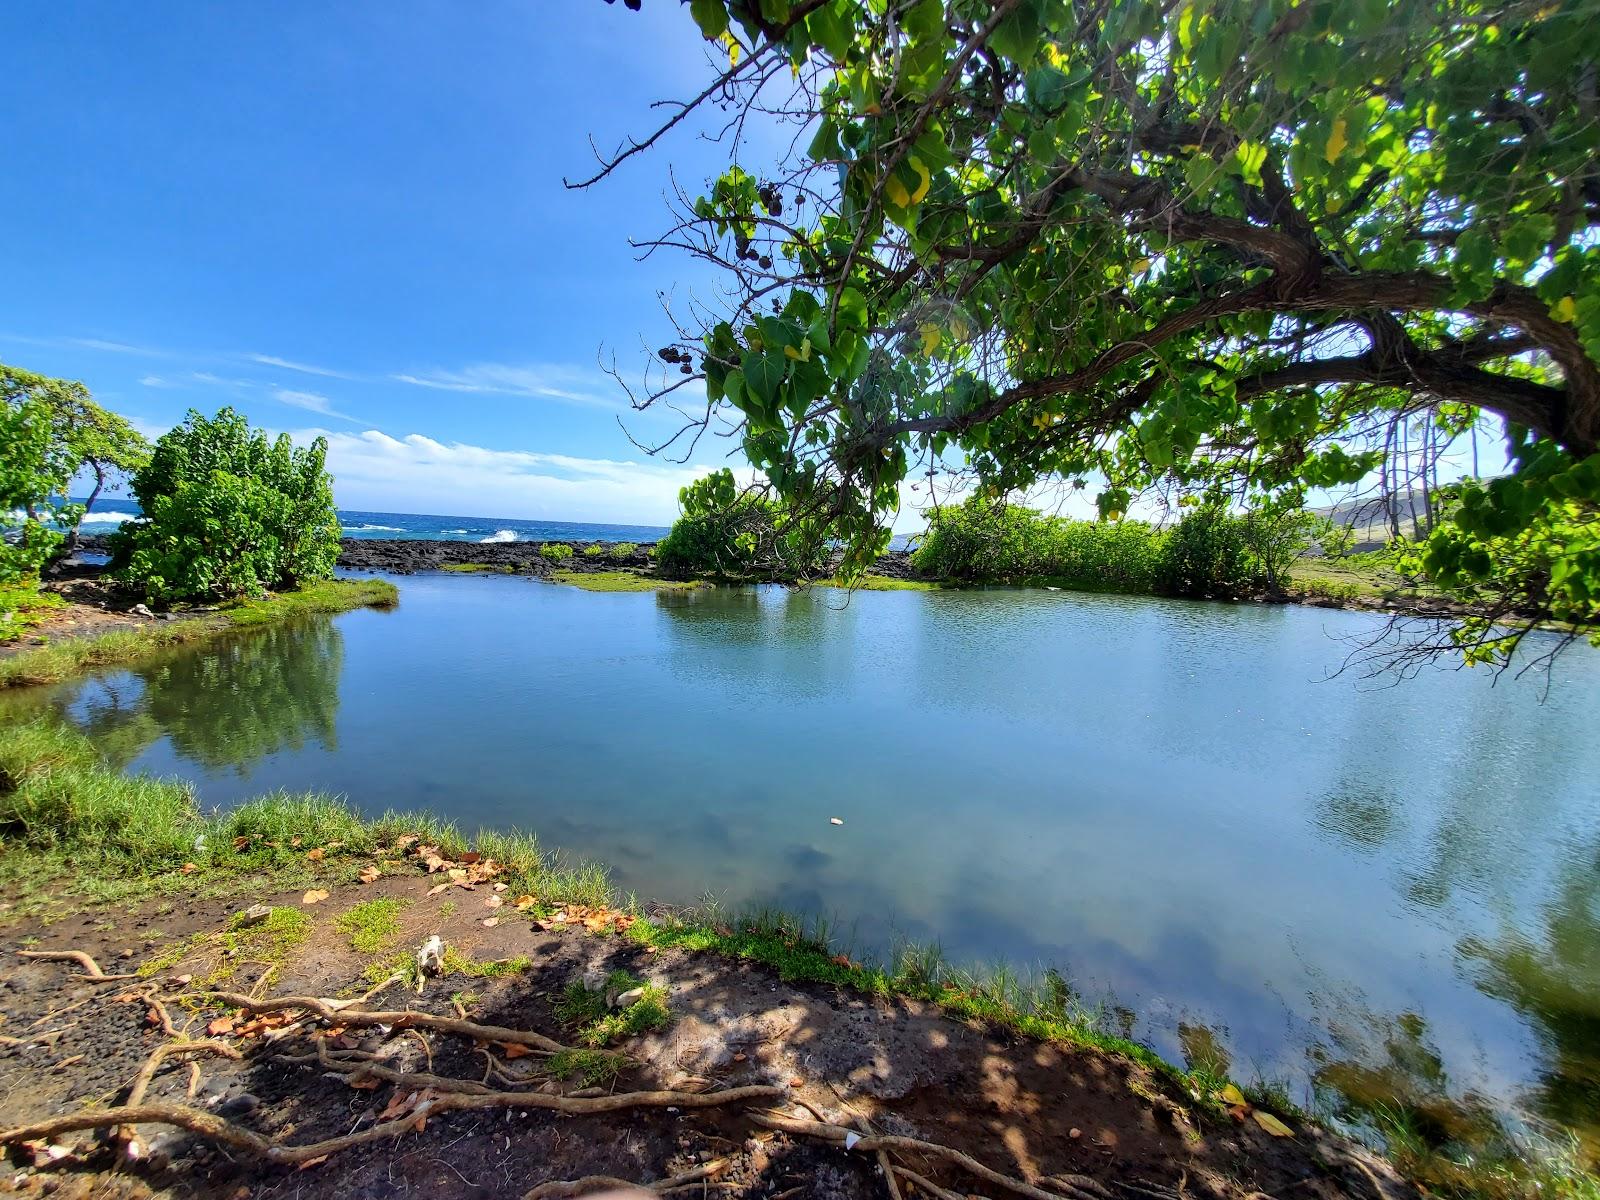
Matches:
[[587, 0, 1600, 661]]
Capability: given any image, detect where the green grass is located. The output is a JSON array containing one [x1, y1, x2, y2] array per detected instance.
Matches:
[[555, 971, 671, 1047], [336, 898, 407, 953], [0, 583, 65, 645], [546, 1047, 626, 1088], [440, 947, 532, 978], [549, 570, 701, 593], [820, 574, 947, 591], [441, 563, 514, 574], [0, 578, 397, 688]]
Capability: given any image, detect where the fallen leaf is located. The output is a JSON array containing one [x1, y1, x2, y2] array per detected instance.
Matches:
[[732, 1052, 747, 1063], [1253, 1111, 1294, 1138], [460, 851, 481, 865], [305, 848, 325, 863], [358, 865, 381, 884], [499, 1042, 533, 1060], [492, 882, 508, 892], [346, 1077, 380, 1091], [232, 836, 251, 851], [1219, 1083, 1246, 1107], [179, 862, 200, 875], [290, 836, 303, 848], [514, 894, 537, 909], [298, 1154, 330, 1170], [206, 1017, 236, 1037], [484, 895, 504, 909], [301, 889, 330, 905], [427, 883, 451, 896], [482, 917, 500, 928], [447, 868, 469, 883], [789, 1077, 804, 1087]]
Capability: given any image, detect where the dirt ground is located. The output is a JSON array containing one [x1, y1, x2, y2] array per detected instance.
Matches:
[[0, 865, 1412, 1200], [0, 577, 207, 661]]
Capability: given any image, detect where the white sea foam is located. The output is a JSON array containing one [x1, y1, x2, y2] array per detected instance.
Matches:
[[443, 528, 470, 535], [479, 529, 518, 543], [343, 523, 405, 533], [78, 511, 141, 525]]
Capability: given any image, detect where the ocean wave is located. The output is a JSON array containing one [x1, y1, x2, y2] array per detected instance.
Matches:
[[443, 528, 470, 535], [479, 529, 518, 543], [343, 523, 406, 533], [78, 511, 141, 525]]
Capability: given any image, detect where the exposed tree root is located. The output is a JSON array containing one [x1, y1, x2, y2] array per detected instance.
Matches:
[[892, 1164, 974, 1200], [1, 1086, 786, 1166], [15, 950, 138, 981], [174, 990, 572, 1054], [752, 1114, 1110, 1200], [524, 1159, 728, 1198], [126, 1039, 242, 1108]]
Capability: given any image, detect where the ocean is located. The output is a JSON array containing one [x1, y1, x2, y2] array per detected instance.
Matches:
[[73, 498, 670, 545]]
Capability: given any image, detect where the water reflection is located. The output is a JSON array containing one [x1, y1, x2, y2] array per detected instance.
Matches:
[[21, 617, 344, 776], [1, 575, 1596, 1156]]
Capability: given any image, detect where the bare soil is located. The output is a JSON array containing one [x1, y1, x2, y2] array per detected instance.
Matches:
[[0, 871, 1411, 1200]]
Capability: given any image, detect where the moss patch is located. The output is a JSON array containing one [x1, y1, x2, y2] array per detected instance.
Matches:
[[335, 898, 407, 953], [550, 570, 701, 593], [440, 563, 514, 574]]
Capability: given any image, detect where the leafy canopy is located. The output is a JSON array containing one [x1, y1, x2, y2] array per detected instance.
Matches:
[[113, 407, 341, 603], [597, 0, 1600, 659], [0, 364, 96, 585]]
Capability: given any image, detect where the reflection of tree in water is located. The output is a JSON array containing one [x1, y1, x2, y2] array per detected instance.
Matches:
[[1459, 844, 1600, 1161], [1313, 1010, 1509, 1155], [67, 618, 344, 775], [1313, 786, 1402, 855]]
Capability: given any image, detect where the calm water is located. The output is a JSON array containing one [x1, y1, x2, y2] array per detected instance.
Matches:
[[7, 575, 1598, 1150]]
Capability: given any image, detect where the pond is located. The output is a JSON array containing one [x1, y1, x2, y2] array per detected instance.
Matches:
[[6, 573, 1599, 1151]]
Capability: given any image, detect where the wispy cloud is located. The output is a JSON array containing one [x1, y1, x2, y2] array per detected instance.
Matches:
[[248, 353, 354, 379], [273, 388, 357, 422], [294, 428, 710, 525], [391, 363, 624, 408], [0, 332, 171, 358]]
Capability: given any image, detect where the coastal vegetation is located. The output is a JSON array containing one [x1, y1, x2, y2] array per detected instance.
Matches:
[[2, 363, 150, 636], [112, 407, 341, 604], [655, 468, 829, 579], [596, 0, 1600, 667]]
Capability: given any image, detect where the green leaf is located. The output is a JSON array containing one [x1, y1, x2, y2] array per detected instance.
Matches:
[[688, 0, 728, 40]]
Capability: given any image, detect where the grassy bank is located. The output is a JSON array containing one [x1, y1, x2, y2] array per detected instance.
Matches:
[[0, 578, 398, 688], [2, 717, 1594, 1199], [550, 569, 701, 592]]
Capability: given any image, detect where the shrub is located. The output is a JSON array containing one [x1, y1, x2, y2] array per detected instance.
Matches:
[[1241, 498, 1320, 591], [1157, 500, 1256, 598], [912, 497, 1166, 592], [582, 544, 604, 557], [655, 468, 828, 578], [611, 542, 638, 556], [539, 543, 575, 560], [1, 368, 78, 587], [112, 408, 340, 603], [1303, 578, 1360, 603]]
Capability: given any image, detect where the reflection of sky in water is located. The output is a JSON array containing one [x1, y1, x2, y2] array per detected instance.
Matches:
[[10, 574, 1600, 1144]]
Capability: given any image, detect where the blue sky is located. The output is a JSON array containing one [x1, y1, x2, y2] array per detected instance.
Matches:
[[0, 2, 774, 524]]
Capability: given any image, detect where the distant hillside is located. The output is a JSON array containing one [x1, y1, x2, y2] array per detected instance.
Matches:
[[1313, 489, 1433, 551]]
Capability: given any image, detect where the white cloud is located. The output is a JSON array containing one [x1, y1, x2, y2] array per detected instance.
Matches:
[[305, 428, 712, 525], [139, 375, 176, 388], [392, 363, 624, 408], [248, 354, 353, 379], [273, 388, 357, 423]]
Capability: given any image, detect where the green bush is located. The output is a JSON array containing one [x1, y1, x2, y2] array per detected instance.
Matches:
[[655, 468, 828, 579], [1, 368, 77, 587], [539, 543, 575, 560], [112, 408, 340, 603], [912, 497, 1166, 592], [1302, 578, 1360, 602], [611, 542, 638, 556], [1157, 500, 1256, 598], [582, 544, 604, 557]]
